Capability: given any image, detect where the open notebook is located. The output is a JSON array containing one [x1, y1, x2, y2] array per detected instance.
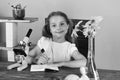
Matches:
[[30, 64, 59, 72]]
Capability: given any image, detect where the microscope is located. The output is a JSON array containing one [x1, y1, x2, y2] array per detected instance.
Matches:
[[7, 28, 33, 70]]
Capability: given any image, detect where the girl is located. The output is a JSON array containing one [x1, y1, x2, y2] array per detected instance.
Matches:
[[18, 11, 87, 71]]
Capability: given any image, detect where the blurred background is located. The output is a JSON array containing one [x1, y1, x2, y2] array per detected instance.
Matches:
[[0, 0, 120, 70]]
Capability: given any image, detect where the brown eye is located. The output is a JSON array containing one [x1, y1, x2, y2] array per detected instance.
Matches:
[[51, 24, 56, 27], [60, 22, 65, 26]]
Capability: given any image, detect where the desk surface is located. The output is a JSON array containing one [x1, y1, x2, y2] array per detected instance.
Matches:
[[0, 62, 120, 80]]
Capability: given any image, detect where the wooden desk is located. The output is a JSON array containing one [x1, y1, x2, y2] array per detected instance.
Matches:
[[0, 17, 38, 61], [0, 62, 120, 80]]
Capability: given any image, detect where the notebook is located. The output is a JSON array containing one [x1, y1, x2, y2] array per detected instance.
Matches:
[[30, 64, 59, 72]]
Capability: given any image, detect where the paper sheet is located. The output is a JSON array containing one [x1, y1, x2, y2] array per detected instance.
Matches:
[[30, 64, 59, 71]]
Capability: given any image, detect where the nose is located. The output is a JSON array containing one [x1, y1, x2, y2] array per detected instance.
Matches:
[[56, 24, 61, 30]]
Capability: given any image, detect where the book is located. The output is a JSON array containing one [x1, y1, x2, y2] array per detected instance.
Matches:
[[30, 64, 59, 72]]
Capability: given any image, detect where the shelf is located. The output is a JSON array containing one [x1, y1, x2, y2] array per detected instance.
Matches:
[[0, 17, 38, 23]]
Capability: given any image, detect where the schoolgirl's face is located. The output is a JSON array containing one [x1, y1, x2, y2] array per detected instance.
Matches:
[[49, 16, 69, 39]]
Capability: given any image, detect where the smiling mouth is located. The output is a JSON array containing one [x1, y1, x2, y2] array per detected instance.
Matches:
[[55, 31, 64, 33]]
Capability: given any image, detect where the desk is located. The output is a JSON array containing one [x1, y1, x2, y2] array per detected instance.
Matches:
[[0, 62, 120, 80], [0, 17, 38, 61]]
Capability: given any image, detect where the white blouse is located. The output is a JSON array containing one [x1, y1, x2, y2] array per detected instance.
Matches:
[[37, 37, 78, 63]]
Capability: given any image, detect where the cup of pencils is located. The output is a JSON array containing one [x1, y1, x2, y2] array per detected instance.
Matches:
[[12, 4, 26, 20]]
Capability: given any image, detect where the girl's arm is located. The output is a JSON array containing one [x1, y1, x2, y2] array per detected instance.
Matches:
[[60, 50, 87, 67], [47, 50, 87, 68], [25, 45, 41, 64]]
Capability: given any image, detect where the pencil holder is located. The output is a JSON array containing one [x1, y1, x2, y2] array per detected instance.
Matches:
[[13, 8, 25, 20]]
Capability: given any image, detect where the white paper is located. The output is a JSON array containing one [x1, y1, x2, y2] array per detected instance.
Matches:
[[30, 64, 59, 72]]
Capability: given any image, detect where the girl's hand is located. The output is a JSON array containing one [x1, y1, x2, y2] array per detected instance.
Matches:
[[36, 55, 49, 65]]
